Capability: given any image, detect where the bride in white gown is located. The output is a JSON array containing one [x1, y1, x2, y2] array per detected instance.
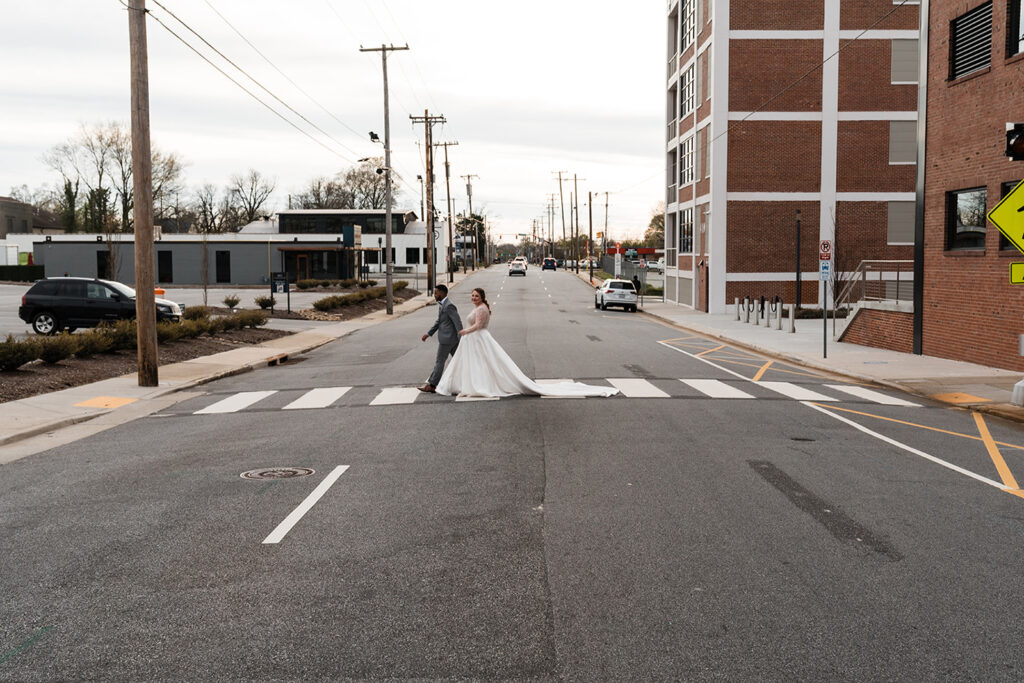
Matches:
[[435, 288, 619, 398]]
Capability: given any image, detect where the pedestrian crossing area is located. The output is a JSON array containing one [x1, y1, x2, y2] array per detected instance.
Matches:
[[179, 378, 921, 416]]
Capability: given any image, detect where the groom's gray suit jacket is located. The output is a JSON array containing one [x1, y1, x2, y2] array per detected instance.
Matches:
[[428, 298, 463, 344]]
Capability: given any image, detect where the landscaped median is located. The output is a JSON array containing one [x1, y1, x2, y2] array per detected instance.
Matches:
[[0, 308, 269, 372], [312, 280, 409, 312]]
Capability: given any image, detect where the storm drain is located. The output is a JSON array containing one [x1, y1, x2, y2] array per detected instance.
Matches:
[[240, 467, 316, 480]]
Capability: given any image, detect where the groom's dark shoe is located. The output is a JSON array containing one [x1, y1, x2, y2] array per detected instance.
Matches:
[[418, 384, 436, 393]]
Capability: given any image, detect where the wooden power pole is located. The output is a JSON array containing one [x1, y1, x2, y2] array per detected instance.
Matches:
[[461, 174, 480, 268], [434, 140, 459, 283], [410, 111, 445, 290], [361, 43, 408, 314], [128, 0, 158, 386]]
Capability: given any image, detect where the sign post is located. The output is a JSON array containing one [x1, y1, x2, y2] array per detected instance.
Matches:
[[819, 240, 832, 358]]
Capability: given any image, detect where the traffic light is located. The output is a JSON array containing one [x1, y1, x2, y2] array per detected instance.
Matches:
[[1008, 123, 1024, 161]]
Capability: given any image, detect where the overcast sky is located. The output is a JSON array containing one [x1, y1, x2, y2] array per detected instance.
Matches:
[[2, 1, 665, 242]]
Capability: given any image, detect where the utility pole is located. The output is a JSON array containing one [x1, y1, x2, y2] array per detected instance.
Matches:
[[588, 190, 594, 283], [461, 174, 480, 269], [128, 0, 157, 386], [554, 172, 567, 261], [434, 140, 459, 283], [572, 174, 584, 274], [361, 43, 408, 314], [547, 194, 558, 257], [410, 111, 445, 290]]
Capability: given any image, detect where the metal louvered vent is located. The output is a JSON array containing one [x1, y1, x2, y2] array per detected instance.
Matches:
[[950, 2, 992, 79]]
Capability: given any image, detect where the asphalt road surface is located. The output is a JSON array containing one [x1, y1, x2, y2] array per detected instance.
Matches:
[[4, 267, 1024, 680]]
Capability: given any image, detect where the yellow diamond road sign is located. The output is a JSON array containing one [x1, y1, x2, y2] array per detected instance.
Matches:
[[988, 179, 1024, 254]]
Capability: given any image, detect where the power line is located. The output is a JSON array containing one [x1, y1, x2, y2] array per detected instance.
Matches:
[[150, 0, 361, 161], [141, 6, 353, 163], [201, 0, 371, 149]]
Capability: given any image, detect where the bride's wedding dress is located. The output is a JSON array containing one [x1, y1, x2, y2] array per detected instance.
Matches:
[[435, 304, 619, 398]]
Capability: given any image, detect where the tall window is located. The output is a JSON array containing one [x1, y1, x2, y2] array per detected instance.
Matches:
[[950, 2, 992, 79], [406, 247, 420, 264], [681, 0, 695, 52], [679, 136, 694, 185], [946, 187, 987, 250], [680, 65, 695, 116], [680, 207, 694, 254], [1009, 0, 1023, 57], [888, 121, 917, 164], [891, 39, 919, 83]]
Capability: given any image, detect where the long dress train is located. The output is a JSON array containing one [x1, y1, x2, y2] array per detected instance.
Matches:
[[435, 304, 618, 398]]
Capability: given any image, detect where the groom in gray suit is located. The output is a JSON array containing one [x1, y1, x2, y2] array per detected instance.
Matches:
[[419, 284, 463, 393]]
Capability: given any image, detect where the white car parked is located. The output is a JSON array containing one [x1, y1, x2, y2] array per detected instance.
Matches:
[[594, 279, 638, 312]]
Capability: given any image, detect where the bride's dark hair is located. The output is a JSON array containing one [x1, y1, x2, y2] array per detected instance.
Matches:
[[473, 287, 491, 311]]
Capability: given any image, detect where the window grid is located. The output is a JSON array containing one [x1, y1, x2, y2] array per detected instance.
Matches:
[[679, 136, 695, 185], [680, 207, 694, 254], [681, 0, 695, 52], [680, 66, 695, 116]]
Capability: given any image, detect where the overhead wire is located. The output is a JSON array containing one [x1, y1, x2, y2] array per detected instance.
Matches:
[[139, 5, 354, 164], [149, 0, 362, 162], [201, 0, 370, 148]]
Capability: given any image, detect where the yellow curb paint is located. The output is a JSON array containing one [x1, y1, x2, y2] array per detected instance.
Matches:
[[930, 392, 991, 404], [74, 396, 138, 409], [808, 403, 1024, 452], [973, 412, 1021, 490], [752, 360, 774, 382], [695, 344, 727, 358]]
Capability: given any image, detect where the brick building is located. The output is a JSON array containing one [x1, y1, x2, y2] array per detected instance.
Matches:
[[914, 0, 1024, 369], [663, 0, 918, 313]]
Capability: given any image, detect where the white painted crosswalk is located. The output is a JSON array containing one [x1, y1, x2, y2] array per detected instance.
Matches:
[[186, 379, 921, 415]]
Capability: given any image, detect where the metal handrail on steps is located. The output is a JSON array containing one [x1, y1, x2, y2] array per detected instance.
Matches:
[[835, 260, 914, 312]]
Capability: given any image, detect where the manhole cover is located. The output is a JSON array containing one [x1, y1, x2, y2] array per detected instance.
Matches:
[[240, 467, 316, 480]]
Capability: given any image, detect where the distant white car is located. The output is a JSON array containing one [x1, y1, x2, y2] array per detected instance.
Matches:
[[509, 260, 527, 276], [646, 258, 664, 273], [594, 279, 638, 312]]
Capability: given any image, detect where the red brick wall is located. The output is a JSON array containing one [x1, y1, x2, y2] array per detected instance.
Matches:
[[834, 202, 914, 261], [730, 41, 823, 111], [922, 1, 1024, 371], [678, 185, 693, 204], [679, 117, 694, 137], [838, 40, 918, 111], [727, 122, 822, 191], [840, 309, 914, 353], [730, 0, 823, 29], [836, 121, 917, 192], [726, 201, 820, 273], [840, 1, 918, 30]]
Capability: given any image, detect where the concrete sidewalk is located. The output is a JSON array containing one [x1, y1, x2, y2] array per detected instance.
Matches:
[[0, 271, 476, 450], [638, 297, 1024, 422]]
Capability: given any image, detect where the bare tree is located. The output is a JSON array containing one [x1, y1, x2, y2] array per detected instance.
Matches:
[[342, 157, 400, 209], [229, 169, 275, 225], [292, 175, 355, 209], [193, 184, 240, 234]]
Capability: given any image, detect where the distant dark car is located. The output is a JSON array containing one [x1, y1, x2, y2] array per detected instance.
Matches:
[[557, 259, 565, 268], [19, 277, 184, 335], [542, 257, 557, 270]]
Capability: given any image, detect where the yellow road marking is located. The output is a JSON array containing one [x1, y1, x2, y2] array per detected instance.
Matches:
[[695, 344, 727, 358], [752, 360, 774, 382], [659, 336, 698, 343], [973, 412, 1021, 490], [931, 392, 991, 404], [74, 396, 138, 409], [807, 403, 1024, 452]]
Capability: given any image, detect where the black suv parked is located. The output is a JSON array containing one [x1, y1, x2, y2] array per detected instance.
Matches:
[[19, 277, 184, 335]]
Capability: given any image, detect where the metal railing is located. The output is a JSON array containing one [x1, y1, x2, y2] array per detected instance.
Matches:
[[835, 260, 913, 311]]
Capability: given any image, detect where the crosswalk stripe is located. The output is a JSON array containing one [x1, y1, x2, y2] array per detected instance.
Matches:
[[680, 379, 754, 399], [282, 387, 352, 410], [758, 381, 837, 401], [824, 384, 919, 407], [195, 390, 277, 414], [608, 378, 670, 398], [370, 387, 421, 406]]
